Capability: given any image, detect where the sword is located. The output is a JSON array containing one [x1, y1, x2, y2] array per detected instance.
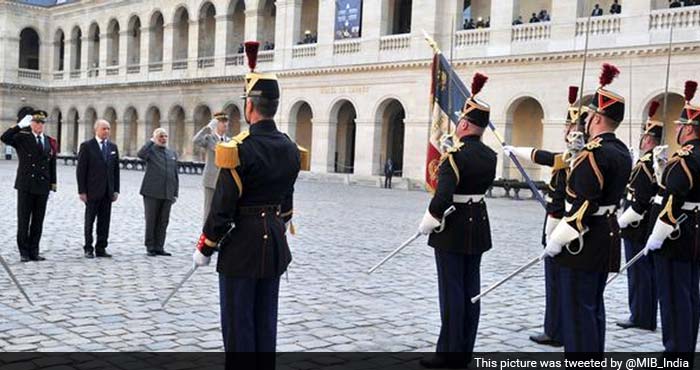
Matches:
[[607, 213, 688, 286], [367, 205, 456, 274], [0, 254, 33, 306], [160, 222, 235, 308], [470, 252, 545, 304]]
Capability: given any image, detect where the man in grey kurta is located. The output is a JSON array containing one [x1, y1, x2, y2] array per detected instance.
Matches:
[[192, 112, 230, 222], [138, 128, 179, 256]]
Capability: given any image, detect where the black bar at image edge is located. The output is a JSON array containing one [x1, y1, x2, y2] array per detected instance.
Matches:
[[0, 352, 698, 370]]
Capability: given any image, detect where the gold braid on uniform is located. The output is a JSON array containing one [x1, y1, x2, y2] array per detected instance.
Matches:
[[551, 154, 567, 171], [571, 139, 604, 190], [439, 142, 463, 184], [659, 195, 678, 224], [564, 200, 590, 232]]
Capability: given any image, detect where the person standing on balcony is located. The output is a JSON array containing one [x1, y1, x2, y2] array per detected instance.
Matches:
[[193, 112, 230, 223], [592, 4, 603, 16], [670, 0, 682, 8], [610, 0, 622, 14], [529, 13, 540, 23]]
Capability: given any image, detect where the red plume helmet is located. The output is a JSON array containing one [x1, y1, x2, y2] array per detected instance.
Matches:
[[599, 63, 620, 88], [244, 41, 260, 72], [471, 73, 488, 96], [684, 80, 698, 103], [648, 101, 660, 119], [568, 86, 579, 105]]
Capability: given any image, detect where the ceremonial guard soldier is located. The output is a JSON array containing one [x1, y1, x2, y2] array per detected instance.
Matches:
[[418, 73, 497, 369], [645, 81, 700, 363], [1, 110, 57, 262], [191, 41, 308, 360], [615, 101, 663, 331], [546, 64, 631, 353], [504, 86, 585, 347]]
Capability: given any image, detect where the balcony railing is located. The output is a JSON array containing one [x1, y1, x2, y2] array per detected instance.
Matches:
[[18, 69, 41, 79], [650, 6, 700, 30], [70, 70, 81, 79], [87, 68, 100, 77], [148, 62, 163, 72], [225, 54, 244, 66], [333, 39, 361, 55], [379, 34, 411, 51], [259, 50, 274, 63], [512, 22, 552, 42], [106, 66, 119, 76], [455, 29, 490, 48], [576, 15, 621, 36], [292, 44, 317, 58], [127, 65, 141, 74], [53, 71, 64, 80], [197, 57, 215, 69], [172, 60, 188, 70]]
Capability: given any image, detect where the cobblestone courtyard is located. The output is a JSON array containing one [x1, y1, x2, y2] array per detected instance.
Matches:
[[0, 161, 690, 352]]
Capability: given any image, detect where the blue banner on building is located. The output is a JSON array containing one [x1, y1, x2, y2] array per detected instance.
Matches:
[[335, 0, 362, 40]]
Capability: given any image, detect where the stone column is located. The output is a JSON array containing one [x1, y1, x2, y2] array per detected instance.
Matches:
[[273, 0, 301, 70], [183, 119, 196, 160], [98, 32, 108, 71], [352, 120, 380, 176], [140, 26, 150, 71], [77, 118, 90, 144], [550, 0, 577, 51], [315, 0, 334, 60], [488, 0, 514, 55], [214, 14, 228, 68], [622, 1, 652, 46], [163, 23, 174, 67], [402, 118, 430, 182], [118, 30, 128, 73], [310, 120, 335, 173], [361, 0, 381, 57], [188, 20, 198, 70], [80, 36, 89, 77]]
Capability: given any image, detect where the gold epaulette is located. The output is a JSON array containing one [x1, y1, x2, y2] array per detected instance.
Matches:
[[552, 154, 567, 171], [298, 145, 310, 171], [215, 131, 249, 169], [640, 153, 652, 162], [585, 137, 603, 151]]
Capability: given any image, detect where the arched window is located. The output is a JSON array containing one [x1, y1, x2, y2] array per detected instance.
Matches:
[[87, 23, 100, 74], [127, 16, 142, 68], [383, 0, 412, 35], [70, 26, 82, 71], [149, 12, 164, 68], [173, 7, 190, 67], [198, 2, 216, 64], [53, 29, 65, 71], [226, 0, 246, 56], [19, 28, 40, 70], [106, 19, 120, 67], [297, 0, 319, 44]]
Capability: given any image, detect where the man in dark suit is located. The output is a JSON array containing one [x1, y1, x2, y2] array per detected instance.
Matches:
[[591, 4, 603, 16], [1, 110, 57, 262], [77, 119, 120, 258]]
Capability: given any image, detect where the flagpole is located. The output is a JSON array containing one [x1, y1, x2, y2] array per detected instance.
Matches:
[[448, 16, 456, 135]]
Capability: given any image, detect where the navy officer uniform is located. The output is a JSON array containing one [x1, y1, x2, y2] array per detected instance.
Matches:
[[645, 80, 700, 365], [418, 73, 497, 369], [192, 41, 308, 360], [1, 110, 57, 262], [615, 102, 664, 331], [546, 64, 631, 353], [504, 86, 584, 348]]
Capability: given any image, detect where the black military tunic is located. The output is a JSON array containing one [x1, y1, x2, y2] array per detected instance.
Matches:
[[621, 151, 658, 243], [531, 150, 568, 241], [556, 133, 631, 273], [647, 139, 700, 356], [428, 135, 497, 254], [202, 120, 301, 278]]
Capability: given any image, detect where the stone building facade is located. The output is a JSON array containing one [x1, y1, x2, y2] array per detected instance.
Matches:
[[1, 0, 699, 187]]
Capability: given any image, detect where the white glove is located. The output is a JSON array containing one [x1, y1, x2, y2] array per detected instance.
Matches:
[[192, 249, 211, 267], [207, 119, 218, 131], [18, 115, 32, 128], [645, 219, 674, 253], [545, 220, 579, 257], [418, 209, 441, 235], [544, 216, 560, 243], [503, 146, 534, 163], [618, 207, 645, 229]]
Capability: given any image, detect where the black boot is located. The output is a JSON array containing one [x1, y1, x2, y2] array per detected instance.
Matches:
[[529, 332, 563, 347]]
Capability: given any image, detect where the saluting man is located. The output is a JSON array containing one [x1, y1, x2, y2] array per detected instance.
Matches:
[[1, 110, 57, 262], [191, 41, 308, 361], [546, 63, 632, 353], [193, 111, 230, 223], [418, 73, 497, 369], [503, 86, 585, 348], [615, 101, 663, 331], [645, 81, 700, 364]]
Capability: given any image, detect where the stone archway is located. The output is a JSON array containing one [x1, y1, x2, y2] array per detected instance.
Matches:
[[19, 28, 40, 70], [506, 96, 544, 179], [198, 2, 217, 62], [84, 107, 98, 141], [123, 107, 139, 156], [227, 0, 246, 56], [173, 7, 190, 63], [377, 99, 406, 177], [169, 105, 186, 157], [104, 107, 118, 146], [145, 106, 162, 141], [50, 108, 63, 151], [289, 101, 313, 166], [66, 108, 80, 154], [149, 12, 165, 66], [331, 100, 357, 174], [106, 19, 120, 67]]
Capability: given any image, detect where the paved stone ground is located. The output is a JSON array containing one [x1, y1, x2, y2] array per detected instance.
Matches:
[[0, 160, 692, 352]]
